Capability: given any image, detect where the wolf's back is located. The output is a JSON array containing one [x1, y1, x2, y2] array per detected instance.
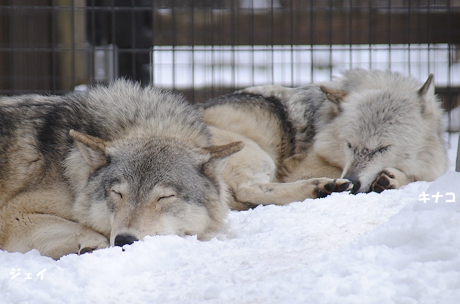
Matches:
[[79, 80, 211, 144]]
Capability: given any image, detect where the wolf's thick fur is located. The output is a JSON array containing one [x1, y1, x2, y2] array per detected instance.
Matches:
[[200, 69, 448, 210], [0, 80, 242, 259]]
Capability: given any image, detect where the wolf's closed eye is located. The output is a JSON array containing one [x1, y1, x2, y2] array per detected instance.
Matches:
[[158, 195, 175, 201], [111, 190, 123, 199], [375, 145, 391, 154]]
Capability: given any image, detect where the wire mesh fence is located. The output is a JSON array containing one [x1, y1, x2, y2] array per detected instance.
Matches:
[[0, 1, 459, 114]]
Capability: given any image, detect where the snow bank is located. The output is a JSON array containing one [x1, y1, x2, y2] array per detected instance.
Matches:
[[1, 134, 459, 304]]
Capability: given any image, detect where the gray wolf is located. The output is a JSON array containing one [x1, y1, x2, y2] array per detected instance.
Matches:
[[0, 80, 242, 259], [200, 69, 448, 211]]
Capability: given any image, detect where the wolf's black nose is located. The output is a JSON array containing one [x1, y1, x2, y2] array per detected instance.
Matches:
[[351, 180, 361, 194], [114, 233, 138, 247], [343, 173, 361, 194]]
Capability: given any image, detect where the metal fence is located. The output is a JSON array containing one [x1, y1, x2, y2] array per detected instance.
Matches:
[[1, 0, 459, 110]]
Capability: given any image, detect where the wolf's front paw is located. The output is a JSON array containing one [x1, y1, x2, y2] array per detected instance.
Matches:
[[315, 178, 353, 198], [78, 230, 109, 255], [371, 170, 397, 193], [79, 246, 100, 255]]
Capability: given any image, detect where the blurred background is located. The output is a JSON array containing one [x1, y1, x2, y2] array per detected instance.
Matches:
[[0, 0, 459, 128]]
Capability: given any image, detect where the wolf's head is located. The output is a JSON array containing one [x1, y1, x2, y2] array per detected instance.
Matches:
[[67, 130, 243, 247], [315, 71, 447, 193]]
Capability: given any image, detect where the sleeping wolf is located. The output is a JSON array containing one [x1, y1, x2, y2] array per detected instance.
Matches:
[[0, 80, 243, 259], [200, 69, 448, 210]]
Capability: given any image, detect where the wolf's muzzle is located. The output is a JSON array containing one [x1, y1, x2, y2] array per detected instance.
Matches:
[[114, 233, 139, 247], [343, 173, 361, 194]]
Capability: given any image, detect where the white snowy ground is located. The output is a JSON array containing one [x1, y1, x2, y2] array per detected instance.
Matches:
[[1, 134, 460, 304]]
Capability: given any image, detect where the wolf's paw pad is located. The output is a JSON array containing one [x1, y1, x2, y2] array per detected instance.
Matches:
[[315, 178, 353, 198], [371, 170, 396, 193]]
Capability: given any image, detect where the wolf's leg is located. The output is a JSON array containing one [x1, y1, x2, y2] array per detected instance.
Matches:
[[281, 151, 343, 182], [371, 168, 411, 193], [210, 127, 352, 210], [2, 213, 109, 260], [235, 178, 352, 208]]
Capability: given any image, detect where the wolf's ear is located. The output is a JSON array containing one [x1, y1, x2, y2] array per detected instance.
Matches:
[[201, 141, 244, 175], [69, 130, 108, 172], [418, 74, 437, 115], [320, 85, 348, 105], [205, 141, 244, 160], [418, 74, 434, 97]]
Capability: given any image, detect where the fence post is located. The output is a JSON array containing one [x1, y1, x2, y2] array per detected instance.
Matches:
[[457, 132, 460, 172]]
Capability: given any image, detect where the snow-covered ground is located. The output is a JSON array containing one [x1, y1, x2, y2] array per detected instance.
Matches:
[[1, 133, 459, 304]]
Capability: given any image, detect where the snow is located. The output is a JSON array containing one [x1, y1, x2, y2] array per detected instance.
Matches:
[[151, 44, 459, 89], [1, 133, 460, 304]]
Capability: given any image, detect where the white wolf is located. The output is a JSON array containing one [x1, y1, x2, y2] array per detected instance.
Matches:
[[201, 69, 448, 210]]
